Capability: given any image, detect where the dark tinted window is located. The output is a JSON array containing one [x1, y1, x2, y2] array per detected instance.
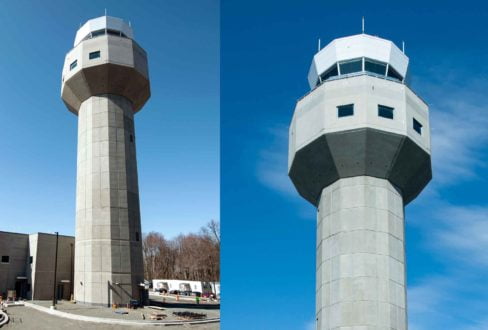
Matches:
[[378, 105, 394, 119], [365, 59, 387, 75], [339, 59, 362, 75], [70, 60, 77, 70], [91, 29, 105, 38], [89, 51, 100, 60], [387, 66, 403, 81], [413, 118, 423, 134], [1, 256, 9, 263], [320, 65, 338, 82], [29, 256, 33, 264], [107, 29, 120, 36], [337, 104, 354, 117]]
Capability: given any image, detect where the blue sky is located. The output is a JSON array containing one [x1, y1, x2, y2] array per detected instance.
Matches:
[[0, 0, 219, 239], [221, 1, 488, 329]]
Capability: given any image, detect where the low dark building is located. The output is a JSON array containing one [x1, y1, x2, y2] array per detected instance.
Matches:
[[0, 231, 74, 300]]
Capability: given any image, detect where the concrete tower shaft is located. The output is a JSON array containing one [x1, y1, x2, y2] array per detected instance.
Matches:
[[61, 16, 150, 306], [288, 34, 432, 329]]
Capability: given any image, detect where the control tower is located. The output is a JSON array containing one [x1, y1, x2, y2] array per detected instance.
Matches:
[[61, 16, 150, 306], [288, 34, 431, 329]]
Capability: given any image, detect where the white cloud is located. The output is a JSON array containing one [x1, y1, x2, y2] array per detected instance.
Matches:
[[413, 71, 488, 187], [431, 205, 488, 265], [408, 273, 488, 330], [304, 319, 316, 330], [256, 123, 297, 197]]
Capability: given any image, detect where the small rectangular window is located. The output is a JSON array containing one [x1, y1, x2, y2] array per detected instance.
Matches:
[[135, 232, 140, 241], [29, 256, 33, 264], [70, 60, 77, 71], [1, 256, 9, 263], [339, 59, 362, 75], [378, 105, 394, 119], [337, 104, 354, 117], [413, 118, 423, 134], [89, 51, 100, 60]]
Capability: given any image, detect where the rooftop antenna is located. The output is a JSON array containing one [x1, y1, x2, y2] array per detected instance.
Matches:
[[362, 16, 365, 34], [129, 20, 132, 27], [104, 8, 107, 16], [402, 41, 405, 53], [318, 38, 321, 52]]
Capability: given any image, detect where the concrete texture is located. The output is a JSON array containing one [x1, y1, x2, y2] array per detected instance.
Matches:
[[0, 232, 29, 298], [289, 128, 431, 206], [25, 301, 220, 326], [316, 177, 406, 329], [74, 95, 144, 306], [0, 232, 74, 300], [62, 34, 150, 114], [7, 305, 219, 329], [30, 234, 74, 301], [288, 35, 431, 330], [62, 16, 149, 307], [288, 74, 431, 206]]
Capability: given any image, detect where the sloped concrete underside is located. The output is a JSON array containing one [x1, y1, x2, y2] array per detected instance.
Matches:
[[289, 128, 432, 206]]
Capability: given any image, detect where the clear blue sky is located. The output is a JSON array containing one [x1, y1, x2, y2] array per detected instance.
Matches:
[[0, 0, 219, 239], [221, 1, 488, 329]]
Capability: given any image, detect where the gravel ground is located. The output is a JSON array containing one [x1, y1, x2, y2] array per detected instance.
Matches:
[[2, 302, 219, 329]]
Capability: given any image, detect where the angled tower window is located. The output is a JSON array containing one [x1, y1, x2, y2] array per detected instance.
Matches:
[[69, 60, 77, 71], [339, 58, 362, 75], [413, 118, 423, 134], [387, 66, 403, 81], [337, 104, 354, 117], [378, 105, 394, 119], [89, 51, 101, 60], [320, 64, 339, 82], [1, 256, 9, 263], [365, 58, 387, 76], [91, 29, 105, 38]]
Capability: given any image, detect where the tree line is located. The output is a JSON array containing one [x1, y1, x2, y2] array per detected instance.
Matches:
[[142, 220, 220, 282]]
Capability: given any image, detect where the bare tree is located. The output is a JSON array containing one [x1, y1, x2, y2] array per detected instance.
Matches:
[[142, 220, 220, 282]]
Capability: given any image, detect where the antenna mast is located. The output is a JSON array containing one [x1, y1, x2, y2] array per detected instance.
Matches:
[[362, 16, 365, 34], [318, 38, 321, 52]]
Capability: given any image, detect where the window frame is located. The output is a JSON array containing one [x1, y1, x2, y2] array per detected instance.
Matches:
[[338, 58, 363, 75], [69, 60, 77, 71], [378, 105, 394, 119], [413, 118, 423, 134], [89, 51, 101, 60], [337, 104, 354, 118], [365, 58, 387, 76], [1, 255, 9, 264]]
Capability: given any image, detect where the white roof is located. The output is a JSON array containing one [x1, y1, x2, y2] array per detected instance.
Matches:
[[308, 34, 409, 89], [74, 16, 134, 47]]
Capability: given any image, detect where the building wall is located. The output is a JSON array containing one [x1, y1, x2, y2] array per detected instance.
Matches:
[[0, 232, 29, 298], [0, 232, 75, 301], [31, 233, 75, 300]]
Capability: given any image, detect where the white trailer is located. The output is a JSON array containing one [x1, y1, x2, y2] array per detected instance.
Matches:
[[152, 279, 220, 297]]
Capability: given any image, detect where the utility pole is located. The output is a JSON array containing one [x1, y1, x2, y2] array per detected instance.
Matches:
[[51, 232, 59, 309]]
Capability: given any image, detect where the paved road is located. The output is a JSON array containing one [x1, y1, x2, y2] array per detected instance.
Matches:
[[3, 306, 219, 329]]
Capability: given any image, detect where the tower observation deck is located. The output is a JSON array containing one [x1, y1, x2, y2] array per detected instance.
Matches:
[[61, 16, 150, 306], [288, 33, 431, 329]]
